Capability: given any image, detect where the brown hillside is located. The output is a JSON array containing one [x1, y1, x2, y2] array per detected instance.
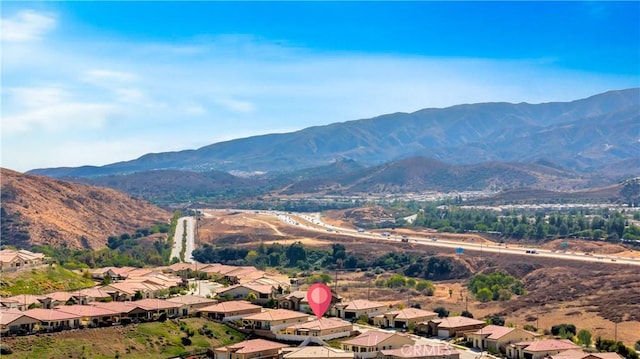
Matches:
[[1, 169, 171, 249]]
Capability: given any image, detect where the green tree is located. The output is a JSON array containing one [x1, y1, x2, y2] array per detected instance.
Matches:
[[577, 329, 592, 347], [286, 242, 307, 267], [461, 310, 474, 318], [476, 288, 493, 302], [244, 250, 259, 265], [246, 292, 258, 303], [433, 306, 449, 318], [386, 274, 407, 288]]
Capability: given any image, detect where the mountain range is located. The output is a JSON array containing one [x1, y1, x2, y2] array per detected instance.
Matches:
[[28, 88, 640, 178]]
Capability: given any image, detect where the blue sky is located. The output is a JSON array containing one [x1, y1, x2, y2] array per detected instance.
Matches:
[[2, 1, 639, 172]]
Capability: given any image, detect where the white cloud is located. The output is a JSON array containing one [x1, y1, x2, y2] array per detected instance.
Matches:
[[6, 86, 70, 108], [83, 69, 138, 84], [2, 93, 116, 135], [213, 97, 256, 114], [0, 10, 56, 42]]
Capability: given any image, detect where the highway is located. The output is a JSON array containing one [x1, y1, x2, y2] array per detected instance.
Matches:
[[170, 216, 196, 263], [198, 209, 640, 266]]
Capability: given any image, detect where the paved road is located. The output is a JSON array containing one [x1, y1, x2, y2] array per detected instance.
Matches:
[[170, 216, 196, 263]]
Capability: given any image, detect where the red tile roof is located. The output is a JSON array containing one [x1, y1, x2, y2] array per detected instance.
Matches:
[[54, 305, 121, 317], [285, 317, 352, 331], [215, 338, 288, 354], [342, 330, 407, 347], [242, 308, 309, 322], [198, 301, 262, 313], [23, 308, 81, 321], [431, 316, 485, 328], [341, 299, 387, 311], [522, 339, 581, 352]]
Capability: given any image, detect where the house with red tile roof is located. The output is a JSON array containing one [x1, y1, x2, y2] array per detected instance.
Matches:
[[551, 349, 623, 359], [241, 308, 310, 332], [166, 295, 217, 315], [198, 301, 262, 322], [1, 294, 45, 311], [332, 299, 388, 320], [212, 338, 289, 359], [0, 249, 47, 272], [467, 325, 537, 353], [379, 344, 461, 359], [133, 298, 185, 320], [507, 339, 581, 359], [216, 283, 277, 305], [54, 305, 122, 327], [281, 346, 354, 358], [90, 301, 150, 322], [341, 330, 415, 359], [89, 266, 136, 281], [23, 308, 82, 331], [375, 308, 438, 329], [278, 317, 353, 341], [416, 316, 486, 338], [0, 309, 39, 335]]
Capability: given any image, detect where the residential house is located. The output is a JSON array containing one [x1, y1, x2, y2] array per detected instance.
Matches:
[[222, 266, 263, 285], [332, 300, 388, 320], [507, 339, 581, 359], [166, 295, 217, 316], [54, 305, 121, 327], [551, 350, 623, 359], [41, 291, 75, 307], [375, 308, 438, 329], [0, 309, 39, 335], [467, 325, 536, 353], [0, 249, 47, 272], [242, 309, 310, 333], [90, 301, 150, 322], [278, 317, 353, 341], [378, 344, 460, 359], [198, 301, 262, 322], [341, 330, 415, 359], [278, 290, 308, 311], [217, 283, 277, 305], [416, 316, 486, 337], [23, 308, 81, 332], [0, 298, 23, 311], [212, 338, 289, 359], [282, 346, 354, 358], [89, 266, 136, 282], [100, 281, 162, 301], [278, 289, 341, 312], [74, 287, 113, 303], [1, 294, 45, 311], [133, 298, 185, 320]]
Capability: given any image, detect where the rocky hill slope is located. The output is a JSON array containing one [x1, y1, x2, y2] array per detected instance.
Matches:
[[1, 169, 171, 249]]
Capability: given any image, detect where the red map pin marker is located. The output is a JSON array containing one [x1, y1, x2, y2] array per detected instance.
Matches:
[[307, 283, 332, 319]]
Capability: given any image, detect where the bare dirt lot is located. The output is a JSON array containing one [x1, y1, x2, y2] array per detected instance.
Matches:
[[197, 210, 640, 347]]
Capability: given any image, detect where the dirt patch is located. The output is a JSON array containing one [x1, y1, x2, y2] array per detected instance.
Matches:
[[541, 239, 631, 255]]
